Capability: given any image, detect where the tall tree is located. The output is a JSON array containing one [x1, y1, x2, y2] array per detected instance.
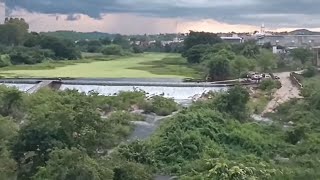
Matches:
[[184, 44, 212, 63], [257, 49, 277, 72], [290, 48, 313, 65], [40, 36, 81, 59], [207, 55, 231, 81], [113, 34, 130, 49], [0, 18, 29, 45], [11, 90, 113, 178], [232, 56, 250, 78], [183, 31, 222, 52]]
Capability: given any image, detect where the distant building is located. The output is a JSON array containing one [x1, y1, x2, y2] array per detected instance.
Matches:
[[221, 35, 244, 44], [272, 46, 286, 54], [257, 35, 320, 48]]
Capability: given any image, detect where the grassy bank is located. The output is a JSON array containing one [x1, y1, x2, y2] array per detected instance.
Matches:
[[0, 53, 200, 78]]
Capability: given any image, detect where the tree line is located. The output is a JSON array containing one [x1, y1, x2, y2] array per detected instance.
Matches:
[[0, 19, 183, 68], [0, 18, 81, 67], [181, 31, 315, 81]]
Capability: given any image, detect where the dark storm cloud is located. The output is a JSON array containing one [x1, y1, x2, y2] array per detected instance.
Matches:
[[66, 14, 81, 21], [4, 0, 320, 27]]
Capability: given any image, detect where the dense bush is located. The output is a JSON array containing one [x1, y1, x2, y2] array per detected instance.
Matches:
[[112, 161, 153, 180], [40, 36, 81, 60], [302, 66, 318, 78], [214, 86, 250, 120], [118, 84, 320, 179], [0, 88, 149, 179], [183, 44, 212, 63], [132, 45, 144, 53], [96, 90, 146, 112], [102, 44, 124, 55], [106, 111, 145, 142], [0, 54, 11, 67], [259, 79, 282, 91], [0, 117, 18, 179], [143, 96, 178, 116], [33, 148, 114, 180]]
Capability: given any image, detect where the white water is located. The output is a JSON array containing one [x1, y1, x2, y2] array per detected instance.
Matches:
[[60, 84, 227, 100], [1, 83, 34, 92], [1, 83, 227, 101]]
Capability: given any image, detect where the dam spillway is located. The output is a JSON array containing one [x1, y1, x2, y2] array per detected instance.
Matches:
[[60, 84, 227, 100], [0, 78, 229, 101]]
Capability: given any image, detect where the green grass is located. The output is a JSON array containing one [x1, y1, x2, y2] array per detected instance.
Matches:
[[0, 53, 199, 78]]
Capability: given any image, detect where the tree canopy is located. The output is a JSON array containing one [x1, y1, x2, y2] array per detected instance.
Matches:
[[290, 48, 313, 65], [183, 31, 222, 52]]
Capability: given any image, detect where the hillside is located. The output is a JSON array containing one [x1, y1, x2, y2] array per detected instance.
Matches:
[[289, 29, 320, 35]]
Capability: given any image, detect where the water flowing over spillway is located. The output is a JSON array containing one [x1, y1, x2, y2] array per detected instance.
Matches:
[[2, 83, 34, 92], [1, 83, 227, 101], [60, 84, 227, 100]]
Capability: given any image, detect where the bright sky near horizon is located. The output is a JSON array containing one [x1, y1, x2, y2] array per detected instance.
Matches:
[[1, 0, 320, 34]]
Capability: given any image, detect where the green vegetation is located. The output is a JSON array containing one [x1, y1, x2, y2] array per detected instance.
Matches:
[[102, 44, 124, 56], [0, 18, 81, 67], [290, 47, 313, 66], [117, 85, 320, 179], [248, 93, 269, 114], [181, 33, 280, 81], [302, 66, 318, 78], [143, 96, 178, 116], [258, 79, 282, 91], [33, 148, 114, 180], [248, 79, 281, 114], [0, 53, 199, 78], [0, 75, 319, 179], [0, 85, 181, 179]]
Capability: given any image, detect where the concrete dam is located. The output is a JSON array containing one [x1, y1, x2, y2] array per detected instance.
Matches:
[[0, 78, 229, 102]]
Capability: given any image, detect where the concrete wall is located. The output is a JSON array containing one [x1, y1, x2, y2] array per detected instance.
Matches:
[[258, 35, 320, 47]]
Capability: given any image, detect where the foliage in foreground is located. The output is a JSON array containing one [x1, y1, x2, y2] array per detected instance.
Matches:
[[33, 148, 114, 180], [0, 86, 161, 179], [118, 86, 320, 179]]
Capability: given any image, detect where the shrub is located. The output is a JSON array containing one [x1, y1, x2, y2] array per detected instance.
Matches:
[[258, 79, 281, 91], [102, 44, 124, 55], [0, 54, 11, 67], [143, 96, 178, 116], [132, 45, 143, 53], [302, 66, 318, 78]]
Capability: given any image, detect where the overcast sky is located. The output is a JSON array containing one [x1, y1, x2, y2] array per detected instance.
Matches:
[[1, 0, 320, 34]]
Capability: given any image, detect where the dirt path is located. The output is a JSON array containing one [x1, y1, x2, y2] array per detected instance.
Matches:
[[262, 72, 302, 115]]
